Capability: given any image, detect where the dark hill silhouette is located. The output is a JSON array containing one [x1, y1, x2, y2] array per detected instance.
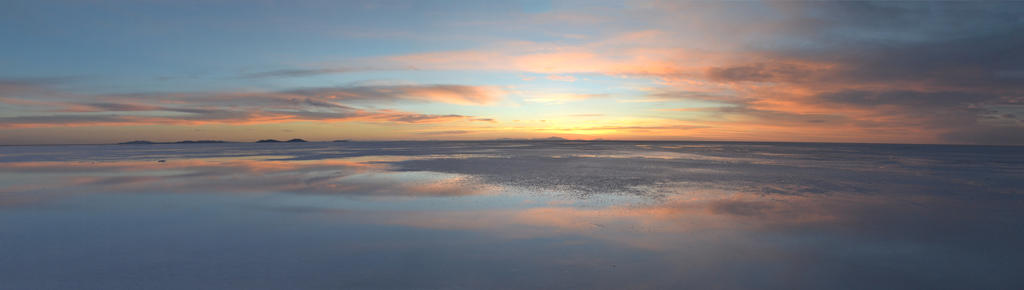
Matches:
[[119, 140, 227, 145], [257, 139, 307, 143], [175, 140, 226, 144]]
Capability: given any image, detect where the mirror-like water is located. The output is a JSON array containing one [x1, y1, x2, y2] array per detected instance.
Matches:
[[1, 141, 1022, 289]]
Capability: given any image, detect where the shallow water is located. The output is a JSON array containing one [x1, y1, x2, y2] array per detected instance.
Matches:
[[1, 141, 1022, 289]]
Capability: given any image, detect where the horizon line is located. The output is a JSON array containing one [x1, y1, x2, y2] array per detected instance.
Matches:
[[1, 139, 1020, 147]]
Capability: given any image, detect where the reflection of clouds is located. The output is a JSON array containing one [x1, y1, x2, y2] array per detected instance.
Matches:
[[380, 190, 835, 244], [561, 151, 761, 163], [0, 159, 489, 204], [0, 159, 378, 173], [361, 184, 1017, 253], [315, 172, 490, 197], [3, 143, 1021, 241], [2, 143, 1021, 289]]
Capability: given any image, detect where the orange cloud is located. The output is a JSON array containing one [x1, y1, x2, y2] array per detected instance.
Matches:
[[307, 84, 505, 106], [545, 75, 577, 82]]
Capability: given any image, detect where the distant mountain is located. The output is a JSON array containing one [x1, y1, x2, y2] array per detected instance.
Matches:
[[534, 136, 567, 141], [332, 140, 350, 142], [175, 140, 226, 144], [118, 140, 228, 145], [256, 138, 307, 143]]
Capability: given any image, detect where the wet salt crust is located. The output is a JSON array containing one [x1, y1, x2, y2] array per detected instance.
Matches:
[[1, 141, 1022, 289]]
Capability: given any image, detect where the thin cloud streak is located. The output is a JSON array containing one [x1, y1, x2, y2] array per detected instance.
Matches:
[[0, 82, 504, 128]]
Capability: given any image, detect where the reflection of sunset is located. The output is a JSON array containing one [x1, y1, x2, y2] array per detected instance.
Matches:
[[3, 138, 1023, 289], [0, 158, 487, 198], [377, 191, 847, 250]]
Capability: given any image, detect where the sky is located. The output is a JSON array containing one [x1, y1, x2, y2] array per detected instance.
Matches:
[[1, 0, 1023, 145]]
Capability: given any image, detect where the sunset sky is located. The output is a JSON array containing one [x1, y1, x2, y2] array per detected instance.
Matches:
[[1, 0, 1022, 145]]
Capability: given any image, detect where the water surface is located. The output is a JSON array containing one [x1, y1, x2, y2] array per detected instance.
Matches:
[[1, 141, 1022, 289]]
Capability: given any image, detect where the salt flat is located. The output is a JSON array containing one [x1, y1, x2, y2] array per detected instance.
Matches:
[[1, 141, 1022, 289]]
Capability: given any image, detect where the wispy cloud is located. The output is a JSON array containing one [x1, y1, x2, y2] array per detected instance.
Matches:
[[0, 108, 486, 128], [0, 82, 503, 128], [283, 84, 504, 105], [415, 130, 473, 135], [545, 75, 577, 82]]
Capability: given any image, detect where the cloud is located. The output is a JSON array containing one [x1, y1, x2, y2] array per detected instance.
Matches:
[[416, 130, 472, 135], [538, 125, 709, 133], [360, 110, 470, 124], [545, 74, 577, 82], [704, 62, 825, 83], [657, 3, 1024, 144], [0, 82, 504, 128], [0, 78, 78, 101], [59, 102, 164, 112], [0, 109, 484, 128], [283, 84, 504, 105]]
